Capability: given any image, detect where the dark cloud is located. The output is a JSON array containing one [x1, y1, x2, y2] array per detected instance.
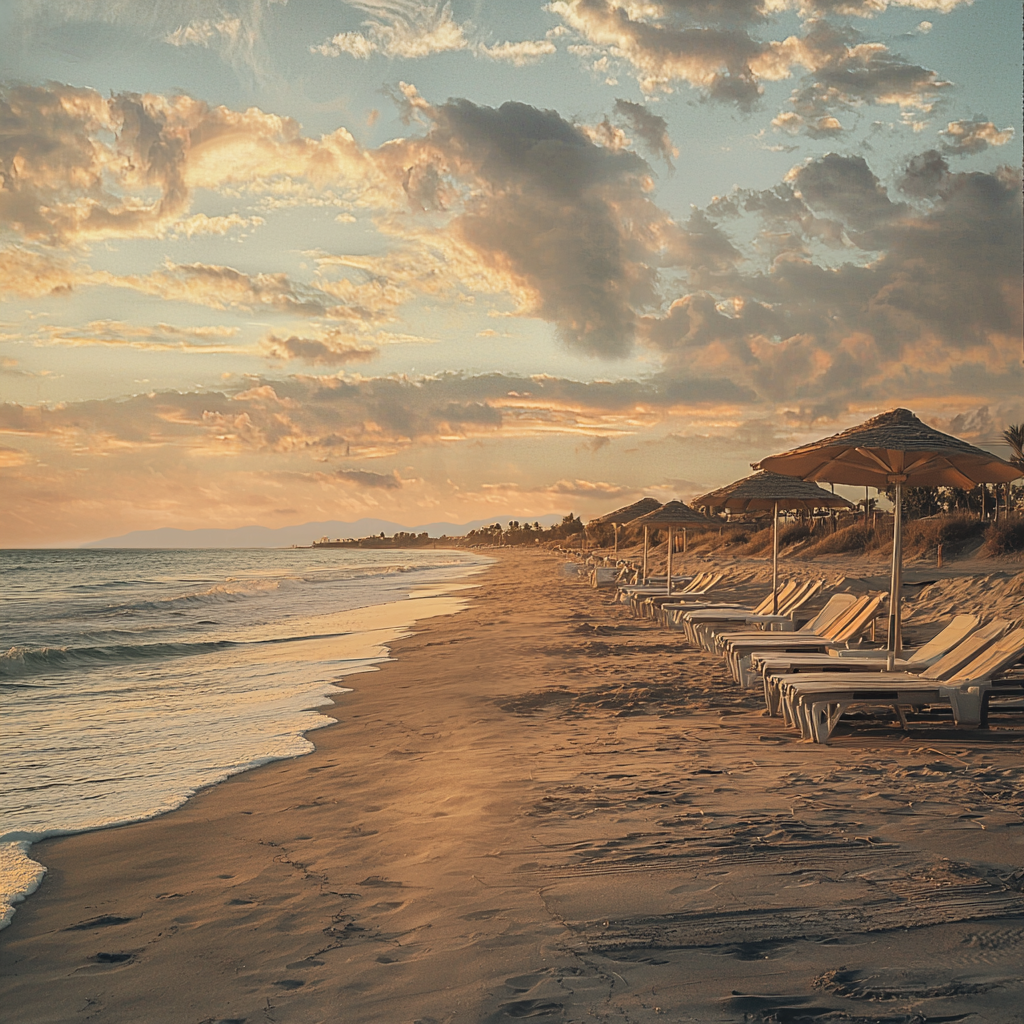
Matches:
[[613, 98, 676, 167], [336, 468, 402, 489], [774, 19, 951, 136], [789, 153, 906, 247], [389, 94, 678, 357], [897, 149, 949, 198], [641, 155, 1023, 410]]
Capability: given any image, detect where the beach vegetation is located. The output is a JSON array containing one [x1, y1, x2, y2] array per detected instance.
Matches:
[[900, 514, 987, 556], [801, 523, 882, 556], [982, 515, 1024, 556]]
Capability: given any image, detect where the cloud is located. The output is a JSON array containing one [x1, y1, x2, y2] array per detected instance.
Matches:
[[312, 1, 468, 59], [0, 246, 79, 298], [940, 118, 1015, 155], [645, 154, 1022, 413], [380, 89, 695, 356], [550, 0, 774, 102], [18, 0, 283, 75], [612, 99, 678, 167], [475, 39, 557, 65], [896, 148, 949, 197], [33, 319, 249, 354], [336, 468, 402, 489], [0, 445, 31, 468], [262, 331, 379, 366], [551, 1, 957, 130], [0, 83, 368, 245], [771, 19, 951, 136], [311, 1, 556, 66]]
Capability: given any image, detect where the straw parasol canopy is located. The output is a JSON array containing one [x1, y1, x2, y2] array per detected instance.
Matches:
[[589, 496, 662, 525], [694, 471, 854, 514], [627, 501, 716, 594], [756, 408, 1023, 654], [588, 497, 662, 555], [693, 471, 853, 612]]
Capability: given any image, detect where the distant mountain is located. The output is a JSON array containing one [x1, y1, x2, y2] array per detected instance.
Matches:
[[82, 514, 565, 549]]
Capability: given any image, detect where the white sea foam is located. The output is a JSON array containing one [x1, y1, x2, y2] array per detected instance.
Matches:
[[0, 547, 488, 928]]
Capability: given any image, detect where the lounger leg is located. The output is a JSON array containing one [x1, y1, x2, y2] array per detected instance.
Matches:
[[895, 704, 910, 730], [948, 686, 983, 729], [783, 688, 798, 729], [807, 701, 846, 743]]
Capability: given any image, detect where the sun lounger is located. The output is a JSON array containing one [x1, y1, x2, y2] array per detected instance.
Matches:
[[616, 574, 698, 604], [743, 613, 979, 690], [718, 593, 864, 685], [634, 574, 726, 619], [673, 580, 806, 645], [683, 580, 824, 650], [770, 618, 1015, 741], [717, 593, 884, 687], [625, 572, 719, 614], [785, 627, 1024, 742], [765, 617, 1011, 721], [664, 580, 804, 631]]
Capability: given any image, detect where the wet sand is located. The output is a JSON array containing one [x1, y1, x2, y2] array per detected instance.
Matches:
[[2, 549, 1023, 1023]]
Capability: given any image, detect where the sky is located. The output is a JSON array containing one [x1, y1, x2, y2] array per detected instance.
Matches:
[[0, 0, 1021, 546]]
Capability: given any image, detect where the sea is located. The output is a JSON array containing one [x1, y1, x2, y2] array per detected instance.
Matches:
[[0, 546, 490, 928]]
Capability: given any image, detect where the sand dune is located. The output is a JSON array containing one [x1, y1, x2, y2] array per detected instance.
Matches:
[[2, 550, 1023, 1023]]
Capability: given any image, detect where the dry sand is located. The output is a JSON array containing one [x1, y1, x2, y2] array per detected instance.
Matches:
[[2, 549, 1024, 1023]]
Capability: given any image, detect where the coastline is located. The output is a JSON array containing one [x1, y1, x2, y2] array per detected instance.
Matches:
[[0, 564, 486, 932], [2, 549, 1022, 1023]]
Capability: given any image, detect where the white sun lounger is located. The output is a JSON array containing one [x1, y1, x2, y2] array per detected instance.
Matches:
[[770, 624, 1022, 741], [718, 593, 866, 685], [765, 618, 1011, 721], [678, 580, 822, 649], [743, 613, 979, 691], [664, 580, 802, 631]]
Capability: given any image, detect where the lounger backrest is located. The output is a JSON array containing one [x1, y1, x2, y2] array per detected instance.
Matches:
[[907, 613, 980, 666], [799, 593, 858, 635], [830, 594, 885, 642], [780, 579, 824, 618], [947, 627, 1024, 683], [773, 580, 816, 617], [688, 572, 724, 595], [752, 580, 800, 616], [678, 571, 712, 594], [817, 594, 872, 640], [922, 619, 1010, 680]]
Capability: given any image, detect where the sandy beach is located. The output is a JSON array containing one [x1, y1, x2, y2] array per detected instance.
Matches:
[[3, 549, 1024, 1023]]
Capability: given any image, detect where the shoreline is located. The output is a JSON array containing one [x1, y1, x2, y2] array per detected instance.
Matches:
[[2, 549, 1022, 1023], [0, 565, 487, 932]]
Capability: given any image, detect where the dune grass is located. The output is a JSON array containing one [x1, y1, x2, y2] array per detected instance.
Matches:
[[982, 515, 1024, 556]]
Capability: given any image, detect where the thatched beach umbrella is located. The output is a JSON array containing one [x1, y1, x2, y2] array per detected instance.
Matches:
[[756, 408, 1023, 655], [627, 501, 716, 595], [588, 497, 662, 556], [693, 471, 853, 613]]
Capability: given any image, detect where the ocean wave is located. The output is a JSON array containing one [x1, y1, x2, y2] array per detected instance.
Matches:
[[0, 640, 239, 678], [0, 629, 360, 679]]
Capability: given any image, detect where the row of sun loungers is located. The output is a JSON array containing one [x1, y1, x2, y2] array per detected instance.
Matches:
[[604, 565, 1024, 743]]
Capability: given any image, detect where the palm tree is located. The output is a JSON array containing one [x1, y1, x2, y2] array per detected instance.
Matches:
[[1004, 423, 1024, 467], [1002, 424, 1024, 516]]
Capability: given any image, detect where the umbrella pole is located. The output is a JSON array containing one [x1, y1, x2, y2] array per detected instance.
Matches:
[[613, 522, 619, 555], [772, 499, 779, 615], [887, 481, 903, 658], [643, 526, 649, 583], [682, 528, 687, 554], [666, 526, 673, 596]]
